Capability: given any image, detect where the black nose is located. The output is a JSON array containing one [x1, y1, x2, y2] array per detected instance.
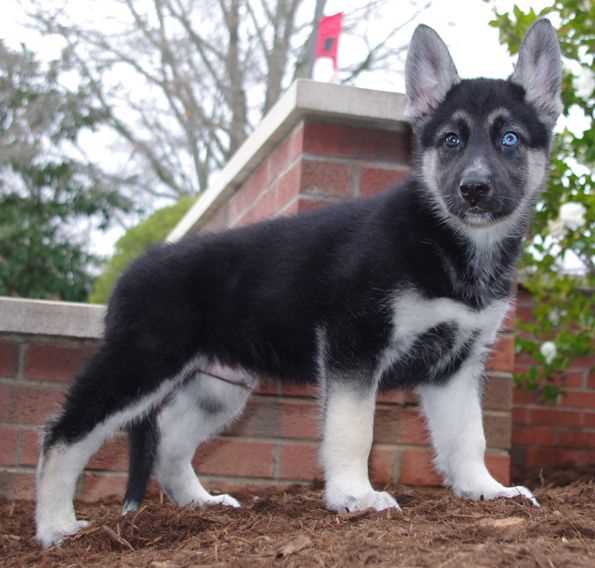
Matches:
[[459, 180, 492, 207]]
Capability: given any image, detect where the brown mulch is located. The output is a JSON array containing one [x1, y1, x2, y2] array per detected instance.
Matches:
[[2, 478, 594, 567]]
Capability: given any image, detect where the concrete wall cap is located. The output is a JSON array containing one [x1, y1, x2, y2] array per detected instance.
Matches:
[[168, 80, 408, 240], [0, 296, 105, 339]]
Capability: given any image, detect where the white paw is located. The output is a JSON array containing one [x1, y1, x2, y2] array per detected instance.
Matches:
[[456, 484, 540, 507], [203, 493, 241, 508], [36, 519, 90, 548], [326, 488, 400, 513]]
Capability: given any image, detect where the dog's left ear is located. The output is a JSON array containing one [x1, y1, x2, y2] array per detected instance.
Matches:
[[405, 25, 460, 121], [511, 19, 562, 127]]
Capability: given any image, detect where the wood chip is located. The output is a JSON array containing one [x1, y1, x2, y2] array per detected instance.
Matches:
[[276, 534, 312, 557]]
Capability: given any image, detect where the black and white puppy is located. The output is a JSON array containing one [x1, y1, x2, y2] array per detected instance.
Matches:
[[35, 20, 562, 547]]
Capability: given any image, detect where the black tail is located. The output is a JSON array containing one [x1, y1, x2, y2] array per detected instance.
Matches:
[[122, 411, 158, 513]]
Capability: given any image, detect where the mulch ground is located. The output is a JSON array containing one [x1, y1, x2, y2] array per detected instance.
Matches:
[[2, 475, 594, 567]]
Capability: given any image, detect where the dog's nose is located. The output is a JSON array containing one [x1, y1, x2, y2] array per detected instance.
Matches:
[[459, 180, 492, 207]]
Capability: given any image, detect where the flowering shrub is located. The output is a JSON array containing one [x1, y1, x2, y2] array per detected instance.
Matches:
[[490, 1, 594, 401]]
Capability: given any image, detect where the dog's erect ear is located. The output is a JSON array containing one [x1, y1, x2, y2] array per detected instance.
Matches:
[[405, 25, 460, 121], [511, 19, 562, 127]]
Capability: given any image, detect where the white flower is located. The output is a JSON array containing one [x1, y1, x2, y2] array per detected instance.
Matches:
[[547, 218, 565, 239], [548, 309, 561, 326], [573, 69, 594, 99], [559, 202, 586, 231], [540, 341, 557, 364]]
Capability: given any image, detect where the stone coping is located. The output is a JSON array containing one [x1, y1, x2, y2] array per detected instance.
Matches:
[[0, 296, 105, 339], [168, 79, 408, 240]]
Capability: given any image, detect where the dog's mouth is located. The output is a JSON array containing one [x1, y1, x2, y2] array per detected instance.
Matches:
[[462, 208, 494, 227]]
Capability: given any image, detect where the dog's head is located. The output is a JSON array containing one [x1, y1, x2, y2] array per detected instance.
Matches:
[[405, 20, 562, 234]]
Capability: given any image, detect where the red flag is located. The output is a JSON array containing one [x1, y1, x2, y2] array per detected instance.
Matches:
[[315, 13, 343, 70]]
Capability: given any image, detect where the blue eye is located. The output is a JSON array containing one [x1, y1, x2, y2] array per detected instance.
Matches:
[[444, 133, 461, 148], [501, 131, 519, 147]]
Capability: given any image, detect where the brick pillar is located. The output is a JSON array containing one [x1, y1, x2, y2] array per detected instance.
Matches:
[[200, 119, 411, 231]]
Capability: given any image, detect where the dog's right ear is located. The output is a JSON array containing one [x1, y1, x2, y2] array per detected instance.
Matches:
[[405, 25, 460, 121]]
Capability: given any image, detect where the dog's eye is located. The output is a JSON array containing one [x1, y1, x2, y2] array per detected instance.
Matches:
[[444, 133, 461, 148], [501, 131, 519, 147]]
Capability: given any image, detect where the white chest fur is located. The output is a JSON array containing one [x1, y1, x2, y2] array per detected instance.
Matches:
[[379, 289, 511, 379]]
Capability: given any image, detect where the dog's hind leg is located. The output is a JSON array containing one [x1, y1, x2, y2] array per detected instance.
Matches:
[[154, 366, 255, 509], [35, 346, 193, 548], [321, 376, 400, 513]]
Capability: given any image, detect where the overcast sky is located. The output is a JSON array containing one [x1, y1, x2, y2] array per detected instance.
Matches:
[[0, 0, 553, 257]]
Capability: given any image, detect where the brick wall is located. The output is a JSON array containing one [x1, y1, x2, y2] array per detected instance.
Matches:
[[511, 290, 595, 475], [199, 119, 411, 231], [0, 325, 513, 502]]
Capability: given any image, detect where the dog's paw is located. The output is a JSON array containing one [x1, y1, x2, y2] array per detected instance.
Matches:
[[203, 493, 241, 508], [326, 488, 400, 513], [36, 519, 90, 548], [456, 484, 539, 507]]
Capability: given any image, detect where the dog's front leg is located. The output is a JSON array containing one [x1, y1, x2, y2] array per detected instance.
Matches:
[[321, 379, 400, 512], [417, 359, 538, 506]]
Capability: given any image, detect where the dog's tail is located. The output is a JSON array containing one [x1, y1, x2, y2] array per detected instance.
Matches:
[[122, 411, 158, 514]]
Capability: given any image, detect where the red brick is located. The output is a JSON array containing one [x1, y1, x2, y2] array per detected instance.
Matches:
[[12, 385, 65, 425], [485, 414, 511, 450], [486, 453, 510, 485], [557, 430, 595, 449], [0, 340, 19, 378], [486, 335, 514, 372], [484, 376, 513, 411], [525, 447, 595, 468], [0, 471, 35, 500], [373, 406, 400, 444], [399, 448, 442, 486], [226, 399, 279, 438], [513, 387, 540, 405], [279, 401, 319, 440], [500, 305, 515, 331], [193, 438, 274, 478], [588, 373, 595, 390], [88, 435, 129, 472], [359, 167, 409, 197], [278, 442, 321, 480], [253, 382, 279, 396], [397, 410, 428, 445], [19, 429, 40, 466], [202, 203, 230, 232], [370, 446, 396, 484], [567, 355, 595, 371], [297, 195, 335, 213], [512, 407, 529, 425], [234, 187, 277, 226], [560, 391, 595, 409], [529, 407, 583, 427], [268, 128, 301, 183], [583, 413, 595, 428], [376, 390, 408, 404], [79, 473, 127, 502], [511, 425, 556, 447], [300, 160, 353, 198], [229, 161, 269, 221], [280, 383, 317, 398], [24, 343, 95, 383], [275, 162, 301, 211], [0, 384, 13, 422], [0, 426, 18, 466], [302, 121, 410, 164], [552, 371, 585, 389]]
